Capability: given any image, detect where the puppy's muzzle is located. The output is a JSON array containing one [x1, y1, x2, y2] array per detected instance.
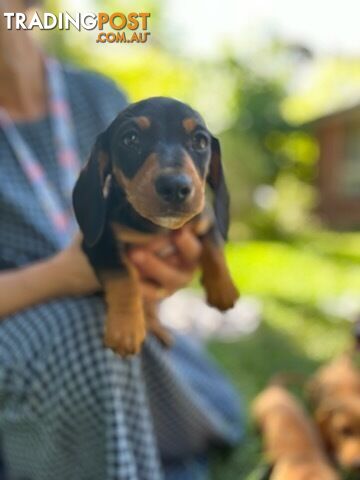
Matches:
[[155, 173, 194, 205]]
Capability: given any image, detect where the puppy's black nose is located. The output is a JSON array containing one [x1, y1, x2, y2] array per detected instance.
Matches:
[[155, 174, 193, 204]]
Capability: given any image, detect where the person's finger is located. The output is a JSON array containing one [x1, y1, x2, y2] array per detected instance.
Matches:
[[161, 253, 181, 268], [172, 228, 202, 267], [129, 236, 175, 260], [130, 251, 192, 290], [139, 281, 171, 302], [129, 246, 181, 269], [138, 235, 171, 254]]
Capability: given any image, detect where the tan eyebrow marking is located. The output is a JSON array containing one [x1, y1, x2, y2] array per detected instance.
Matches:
[[182, 118, 198, 133], [135, 116, 151, 129]]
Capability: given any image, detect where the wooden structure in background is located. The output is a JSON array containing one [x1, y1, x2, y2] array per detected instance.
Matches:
[[314, 104, 360, 228]]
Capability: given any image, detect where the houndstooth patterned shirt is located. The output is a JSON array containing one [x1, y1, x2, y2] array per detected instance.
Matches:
[[0, 64, 242, 480]]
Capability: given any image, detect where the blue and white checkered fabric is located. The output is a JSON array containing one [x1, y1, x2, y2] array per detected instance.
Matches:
[[0, 64, 242, 480]]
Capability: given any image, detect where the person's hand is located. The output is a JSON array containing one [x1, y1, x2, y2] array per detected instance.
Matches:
[[54, 226, 202, 299], [128, 225, 202, 301], [52, 233, 101, 296]]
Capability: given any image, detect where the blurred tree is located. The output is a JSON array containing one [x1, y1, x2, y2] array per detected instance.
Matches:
[[283, 58, 360, 124], [216, 45, 321, 238]]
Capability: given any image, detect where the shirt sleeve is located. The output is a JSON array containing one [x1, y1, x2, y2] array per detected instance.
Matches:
[[64, 65, 129, 129]]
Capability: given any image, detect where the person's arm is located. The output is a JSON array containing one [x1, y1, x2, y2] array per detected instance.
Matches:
[[0, 258, 78, 317], [0, 227, 201, 319], [0, 236, 100, 318]]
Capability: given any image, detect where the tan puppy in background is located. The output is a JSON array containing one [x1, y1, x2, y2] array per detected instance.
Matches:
[[253, 385, 340, 480], [307, 354, 360, 470]]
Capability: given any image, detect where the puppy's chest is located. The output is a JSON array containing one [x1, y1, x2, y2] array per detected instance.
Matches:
[[111, 223, 163, 249], [110, 210, 213, 254]]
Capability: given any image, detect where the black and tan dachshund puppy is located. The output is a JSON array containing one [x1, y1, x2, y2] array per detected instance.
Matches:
[[73, 97, 239, 356]]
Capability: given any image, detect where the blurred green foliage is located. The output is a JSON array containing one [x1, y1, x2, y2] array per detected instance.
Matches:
[[283, 58, 360, 124], [217, 55, 321, 237]]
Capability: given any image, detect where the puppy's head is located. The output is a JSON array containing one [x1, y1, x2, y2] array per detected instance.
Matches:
[[315, 396, 360, 471], [73, 97, 229, 246]]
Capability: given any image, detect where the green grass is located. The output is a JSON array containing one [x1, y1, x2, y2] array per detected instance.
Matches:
[[208, 232, 360, 479]]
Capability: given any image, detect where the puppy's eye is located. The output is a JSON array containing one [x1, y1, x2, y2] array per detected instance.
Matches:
[[191, 132, 209, 151], [122, 130, 139, 148]]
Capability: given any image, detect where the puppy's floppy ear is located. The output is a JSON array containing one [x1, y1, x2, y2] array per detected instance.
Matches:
[[207, 136, 230, 241], [73, 131, 111, 247]]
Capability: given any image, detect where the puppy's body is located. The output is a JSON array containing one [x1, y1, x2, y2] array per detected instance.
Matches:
[[307, 355, 360, 470], [253, 386, 326, 462], [253, 385, 339, 480], [73, 97, 239, 355]]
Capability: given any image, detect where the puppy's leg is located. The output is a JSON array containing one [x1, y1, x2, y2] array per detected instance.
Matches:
[[100, 261, 146, 356], [144, 301, 172, 347], [199, 227, 239, 311], [84, 228, 145, 356]]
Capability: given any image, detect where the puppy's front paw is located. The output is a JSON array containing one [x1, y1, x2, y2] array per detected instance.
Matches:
[[104, 309, 146, 356], [203, 276, 239, 311]]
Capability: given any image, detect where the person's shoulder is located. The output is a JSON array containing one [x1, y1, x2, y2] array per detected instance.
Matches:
[[60, 63, 128, 126], [62, 63, 128, 116]]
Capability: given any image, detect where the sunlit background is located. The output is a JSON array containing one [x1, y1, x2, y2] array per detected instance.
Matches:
[[36, 1, 360, 477]]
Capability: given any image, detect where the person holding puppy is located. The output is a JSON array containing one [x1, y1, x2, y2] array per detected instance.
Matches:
[[0, 1, 242, 479]]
